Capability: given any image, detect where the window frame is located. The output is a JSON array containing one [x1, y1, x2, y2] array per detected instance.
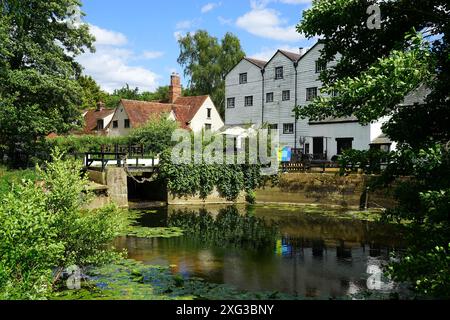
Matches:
[[124, 119, 130, 129], [207, 108, 212, 119], [306, 87, 318, 102], [239, 73, 248, 84], [112, 120, 119, 129], [282, 90, 291, 101], [275, 67, 284, 80], [244, 96, 253, 107], [283, 123, 294, 135], [315, 60, 327, 73], [266, 92, 274, 103], [227, 97, 235, 109]]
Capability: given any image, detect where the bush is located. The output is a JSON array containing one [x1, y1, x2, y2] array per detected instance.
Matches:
[[0, 149, 125, 300]]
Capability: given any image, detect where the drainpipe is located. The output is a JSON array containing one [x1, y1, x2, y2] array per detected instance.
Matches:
[[261, 68, 265, 125], [294, 61, 298, 151]]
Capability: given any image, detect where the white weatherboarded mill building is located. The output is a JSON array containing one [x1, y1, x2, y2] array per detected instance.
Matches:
[[225, 43, 396, 160]]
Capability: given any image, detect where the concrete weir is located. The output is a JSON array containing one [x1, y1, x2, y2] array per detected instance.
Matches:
[[86, 168, 129, 209]]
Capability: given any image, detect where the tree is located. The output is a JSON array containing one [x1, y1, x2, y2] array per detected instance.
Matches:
[[77, 75, 108, 110], [295, 0, 449, 148], [104, 85, 171, 109], [295, 0, 450, 297], [0, 0, 95, 167], [177, 30, 245, 117]]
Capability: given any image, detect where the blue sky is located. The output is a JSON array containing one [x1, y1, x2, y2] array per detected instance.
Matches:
[[78, 0, 314, 93]]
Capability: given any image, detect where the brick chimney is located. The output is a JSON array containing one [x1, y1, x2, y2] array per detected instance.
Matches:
[[96, 101, 105, 111], [169, 73, 182, 103]]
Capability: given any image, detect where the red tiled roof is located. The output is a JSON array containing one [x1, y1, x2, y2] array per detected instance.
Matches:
[[120, 100, 173, 128], [173, 95, 209, 127], [83, 108, 115, 134], [119, 96, 209, 130]]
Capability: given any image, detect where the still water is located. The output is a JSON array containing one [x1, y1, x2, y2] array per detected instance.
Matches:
[[116, 205, 404, 299]]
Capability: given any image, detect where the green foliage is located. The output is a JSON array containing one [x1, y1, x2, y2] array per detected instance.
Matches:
[[296, 0, 450, 298], [0, 166, 37, 196], [0, 149, 125, 299], [45, 117, 178, 158], [296, 0, 450, 148], [103, 84, 171, 109], [177, 31, 245, 117], [77, 75, 108, 110], [0, 0, 95, 167], [338, 149, 393, 175], [159, 150, 262, 202], [128, 117, 179, 155]]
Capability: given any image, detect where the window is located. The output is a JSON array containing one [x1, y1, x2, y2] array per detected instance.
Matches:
[[227, 98, 235, 108], [96, 119, 104, 130], [266, 92, 274, 103], [112, 120, 118, 129], [124, 119, 130, 129], [283, 123, 294, 134], [207, 108, 212, 119], [315, 60, 327, 73], [269, 124, 278, 130], [306, 87, 318, 101], [275, 67, 283, 80], [282, 90, 291, 101], [239, 73, 248, 84], [205, 124, 212, 131], [245, 96, 253, 107], [336, 138, 354, 155]]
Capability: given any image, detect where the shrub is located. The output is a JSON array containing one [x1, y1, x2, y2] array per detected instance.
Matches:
[[0, 149, 125, 300]]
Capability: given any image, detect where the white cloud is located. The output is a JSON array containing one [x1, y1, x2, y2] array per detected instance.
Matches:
[[175, 19, 200, 30], [218, 16, 233, 26], [236, 4, 304, 42], [141, 51, 165, 60], [88, 24, 128, 46], [201, 2, 222, 13], [78, 24, 161, 93]]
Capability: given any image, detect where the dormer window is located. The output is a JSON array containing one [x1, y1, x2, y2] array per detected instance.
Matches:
[[275, 67, 283, 80]]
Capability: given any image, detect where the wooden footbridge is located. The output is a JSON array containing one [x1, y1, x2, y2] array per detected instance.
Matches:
[[83, 144, 158, 173]]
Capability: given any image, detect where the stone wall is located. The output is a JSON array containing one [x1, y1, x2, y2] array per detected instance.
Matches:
[[256, 173, 398, 209], [168, 188, 246, 205]]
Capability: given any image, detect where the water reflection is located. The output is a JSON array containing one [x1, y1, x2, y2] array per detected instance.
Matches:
[[116, 205, 404, 299]]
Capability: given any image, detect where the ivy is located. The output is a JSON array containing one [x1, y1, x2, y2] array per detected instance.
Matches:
[[159, 151, 262, 202]]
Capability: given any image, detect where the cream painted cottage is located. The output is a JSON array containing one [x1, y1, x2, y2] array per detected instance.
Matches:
[[107, 74, 224, 136]]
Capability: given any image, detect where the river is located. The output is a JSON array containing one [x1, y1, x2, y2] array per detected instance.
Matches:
[[115, 204, 405, 299]]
